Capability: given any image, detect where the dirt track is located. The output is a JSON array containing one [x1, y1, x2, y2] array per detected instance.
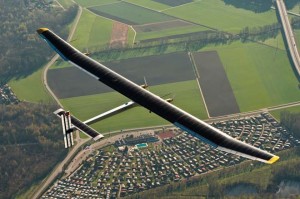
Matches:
[[110, 21, 128, 48]]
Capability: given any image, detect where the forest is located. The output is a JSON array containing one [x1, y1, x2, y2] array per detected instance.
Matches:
[[0, 102, 67, 199], [0, 1, 78, 198], [280, 111, 300, 139], [0, 0, 78, 84]]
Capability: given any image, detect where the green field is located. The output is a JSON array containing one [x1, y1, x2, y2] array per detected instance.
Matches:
[[9, 68, 53, 103], [74, 0, 119, 8], [61, 80, 208, 132], [135, 25, 208, 41], [89, 1, 174, 25], [200, 41, 300, 112], [50, 44, 182, 70], [71, 9, 113, 51], [262, 32, 286, 51], [163, 0, 277, 33], [124, 0, 170, 11], [271, 105, 300, 120]]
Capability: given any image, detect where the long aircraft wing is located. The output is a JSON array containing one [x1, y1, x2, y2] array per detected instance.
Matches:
[[37, 28, 279, 164]]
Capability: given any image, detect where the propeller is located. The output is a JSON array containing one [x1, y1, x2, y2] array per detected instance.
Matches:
[[83, 47, 91, 56], [165, 94, 176, 103], [149, 93, 175, 113], [141, 76, 148, 89]]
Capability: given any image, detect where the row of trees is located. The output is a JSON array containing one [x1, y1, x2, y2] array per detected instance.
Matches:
[[91, 20, 284, 64], [239, 23, 281, 42], [0, 1, 78, 84], [224, 0, 273, 13]]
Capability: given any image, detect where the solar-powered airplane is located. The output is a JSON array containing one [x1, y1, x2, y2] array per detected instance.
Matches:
[[37, 28, 279, 164]]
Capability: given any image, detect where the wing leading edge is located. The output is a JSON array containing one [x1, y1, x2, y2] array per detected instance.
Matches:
[[37, 28, 279, 164]]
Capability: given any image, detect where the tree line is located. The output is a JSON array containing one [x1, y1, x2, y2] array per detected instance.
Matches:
[[88, 21, 285, 64]]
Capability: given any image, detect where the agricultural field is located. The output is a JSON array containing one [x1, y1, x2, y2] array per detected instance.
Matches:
[[124, 0, 170, 11], [163, 0, 277, 33], [61, 80, 207, 132], [262, 32, 286, 51], [88, 1, 175, 25], [47, 52, 195, 98], [193, 51, 240, 117], [74, 0, 119, 8], [133, 20, 193, 33], [9, 68, 53, 103], [47, 67, 113, 99], [200, 41, 300, 112], [135, 25, 208, 41], [71, 9, 113, 51], [153, 0, 194, 7]]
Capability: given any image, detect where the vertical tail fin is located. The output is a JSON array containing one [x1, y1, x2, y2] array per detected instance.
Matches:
[[57, 110, 75, 148], [54, 108, 104, 149]]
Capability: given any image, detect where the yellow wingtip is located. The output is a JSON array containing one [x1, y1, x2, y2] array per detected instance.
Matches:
[[37, 28, 49, 34], [267, 155, 280, 164]]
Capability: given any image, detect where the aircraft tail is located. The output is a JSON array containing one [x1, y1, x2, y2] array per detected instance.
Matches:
[[54, 108, 104, 148]]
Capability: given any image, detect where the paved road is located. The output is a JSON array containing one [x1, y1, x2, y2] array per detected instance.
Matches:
[[203, 100, 300, 123], [33, 4, 83, 199], [276, 0, 300, 76], [42, 2, 82, 107]]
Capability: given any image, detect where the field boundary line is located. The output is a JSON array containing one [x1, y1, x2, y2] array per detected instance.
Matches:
[[86, 1, 121, 9], [123, 0, 162, 12], [85, 7, 124, 24], [159, 0, 203, 12], [188, 52, 210, 118], [134, 19, 191, 27], [130, 25, 137, 45], [267, 100, 300, 111], [89, 0, 215, 33]]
